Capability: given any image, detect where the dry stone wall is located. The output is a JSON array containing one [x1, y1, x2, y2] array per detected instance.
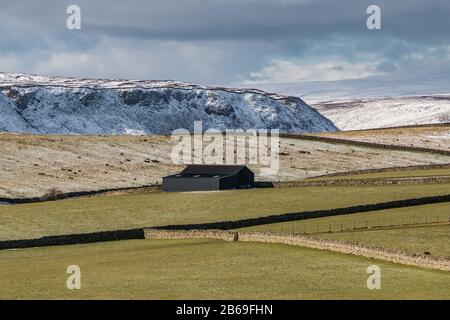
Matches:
[[144, 228, 450, 272]]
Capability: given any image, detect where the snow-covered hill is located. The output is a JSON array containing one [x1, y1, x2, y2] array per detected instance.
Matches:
[[243, 69, 450, 130], [244, 68, 450, 103], [315, 96, 450, 130], [0, 72, 337, 134]]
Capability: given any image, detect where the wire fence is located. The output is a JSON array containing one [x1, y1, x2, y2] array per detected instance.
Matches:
[[268, 213, 450, 235]]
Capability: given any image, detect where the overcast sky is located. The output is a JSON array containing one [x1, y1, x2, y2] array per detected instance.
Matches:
[[0, 0, 449, 85]]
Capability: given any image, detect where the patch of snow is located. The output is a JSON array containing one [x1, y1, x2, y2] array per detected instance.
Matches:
[[426, 133, 450, 139], [124, 128, 146, 136]]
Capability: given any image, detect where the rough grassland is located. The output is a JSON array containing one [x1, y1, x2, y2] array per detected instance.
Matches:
[[311, 124, 450, 152], [0, 239, 449, 299], [1, 132, 449, 198], [1, 184, 450, 241], [319, 225, 450, 258]]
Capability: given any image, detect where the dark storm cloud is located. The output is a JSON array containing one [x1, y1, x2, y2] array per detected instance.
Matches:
[[8, 0, 444, 42], [0, 0, 449, 83]]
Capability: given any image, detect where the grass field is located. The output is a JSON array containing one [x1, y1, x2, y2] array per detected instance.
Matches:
[[306, 168, 450, 181], [1, 183, 450, 241], [318, 224, 450, 258], [1, 239, 449, 299], [239, 202, 450, 234], [239, 202, 450, 258]]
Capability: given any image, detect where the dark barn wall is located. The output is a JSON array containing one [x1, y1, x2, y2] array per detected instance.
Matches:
[[219, 175, 237, 190], [236, 168, 254, 188], [163, 177, 221, 192], [163, 165, 255, 192]]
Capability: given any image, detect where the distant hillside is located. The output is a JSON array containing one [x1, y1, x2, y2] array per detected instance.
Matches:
[[0, 72, 338, 134], [242, 68, 450, 130], [315, 96, 450, 130], [243, 68, 450, 103]]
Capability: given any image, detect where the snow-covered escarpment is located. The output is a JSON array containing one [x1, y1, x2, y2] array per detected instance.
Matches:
[[0, 72, 338, 134]]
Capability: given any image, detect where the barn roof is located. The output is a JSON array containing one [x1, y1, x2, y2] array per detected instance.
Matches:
[[180, 165, 249, 175]]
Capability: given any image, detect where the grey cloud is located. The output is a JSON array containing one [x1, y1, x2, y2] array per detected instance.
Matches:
[[376, 62, 397, 73], [2, 0, 450, 42], [0, 0, 449, 84]]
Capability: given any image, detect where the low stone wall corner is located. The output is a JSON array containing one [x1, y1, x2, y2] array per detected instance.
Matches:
[[144, 228, 238, 242]]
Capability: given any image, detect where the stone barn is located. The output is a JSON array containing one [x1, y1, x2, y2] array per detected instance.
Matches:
[[163, 165, 254, 192]]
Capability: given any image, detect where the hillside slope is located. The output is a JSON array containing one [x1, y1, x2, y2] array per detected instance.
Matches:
[[315, 96, 450, 130], [243, 69, 450, 130], [245, 68, 450, 103], [0, 72, 337, 134]]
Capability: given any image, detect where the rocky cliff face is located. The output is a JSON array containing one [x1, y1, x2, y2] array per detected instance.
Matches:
[[0, 72, 338, 134]]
